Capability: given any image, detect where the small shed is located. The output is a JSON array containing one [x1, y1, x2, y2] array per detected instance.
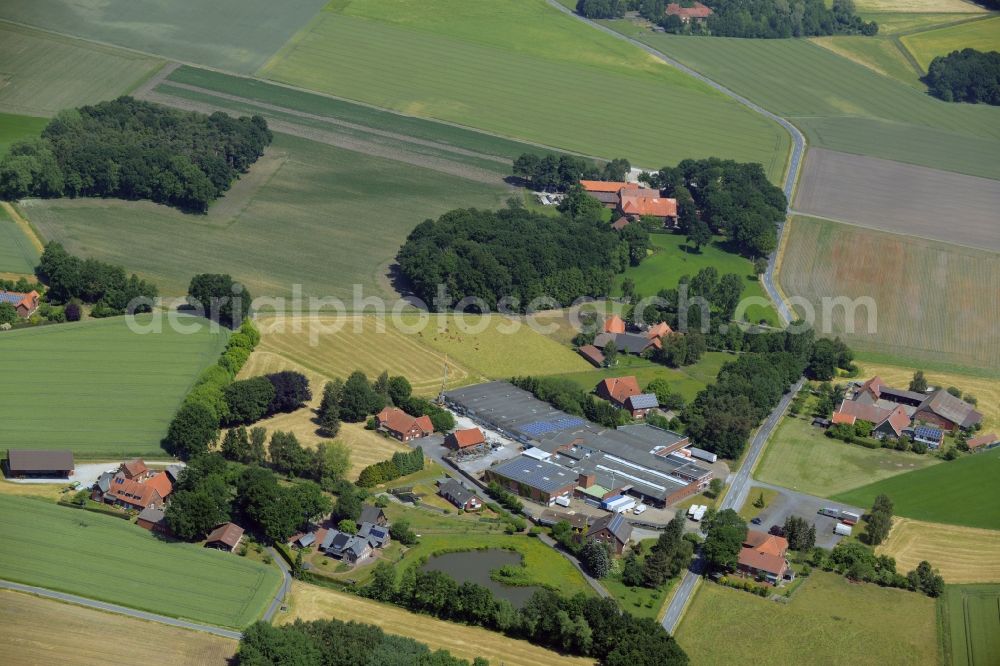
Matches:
[[204, 522, 244, 552], [5, 449, 74, 478]]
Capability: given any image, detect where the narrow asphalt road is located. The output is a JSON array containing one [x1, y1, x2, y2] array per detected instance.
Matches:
[[0, 579, 243, 640], [543, 0, 804, 324], [659, 378, 804, 633], [263, 546, 292, 622]]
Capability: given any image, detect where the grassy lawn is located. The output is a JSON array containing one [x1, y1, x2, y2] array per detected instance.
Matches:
[[738, 487, 779, 521], [281, 581, 592, 666], [674, 572, 938, 665], [0, 316, 228, 458], [833, 448, 1000, 531], [0, 0, 328, 74], [901, 16, 1000, 71], [609, 21, 1000, 180], [547, 351, 730, 404], [878, 518, 1000, 584], [0, 496, 281, 628], [810, 34, 923, 88], [0, 112, 48, 156], [778, 216, 1000, 371], [854, 0, 986, 11], [754, 413, 940, 498], [603, 575, 675, 621], [616, 233, 778, 326], [939, 584, 1000, 666], [0, 23, 162, 118], [258, 0, 789, 177], [0, 589, 238, 665], [23, 133, 507, 301], [0, 204, 39, 275]]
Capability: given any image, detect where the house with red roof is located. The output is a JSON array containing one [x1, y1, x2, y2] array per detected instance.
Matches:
[[738, 530, 789, 585], [579, 180, 678, 226], [596, 376, 642, 409], [665, 2, 713, 22], [0, 290, 40, 318], [604, 315, 626, 334], [577, 344, 606, 367], [968, 433, 999, 452], [445, 427, 486, 452], [834, 376, 982, 436], [377, 407, 434, 442], [102, 471, 173, 512], [119, 458, 153, 482]]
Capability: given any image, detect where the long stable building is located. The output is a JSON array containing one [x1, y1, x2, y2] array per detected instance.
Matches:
[[445, 381, 712, 507]]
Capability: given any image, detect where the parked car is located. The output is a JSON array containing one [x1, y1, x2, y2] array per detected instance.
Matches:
[[632, 504, 646, 515], [751, 517, 762, 525]]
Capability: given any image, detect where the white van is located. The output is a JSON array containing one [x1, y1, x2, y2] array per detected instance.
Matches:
[[632, 504, 647, 515]]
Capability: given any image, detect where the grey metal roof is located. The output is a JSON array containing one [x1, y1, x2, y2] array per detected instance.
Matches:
[[96, 471, 114, 493], [489, 455, 576, 493], [320, 529, 341, 550], [358, 505, 384, 526], [346, 536, 370, 557], [439, 479, 476, 507], [297, 533, 316, 547], [6, 449, 74, 472], [137, 506, 165, 523], [626, 393, 658, 410], [587, 512, 633, 544], [920, 390, 982, 428]]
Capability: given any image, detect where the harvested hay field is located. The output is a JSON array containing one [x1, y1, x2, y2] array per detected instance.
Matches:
[[0, 23, 162, 117], [878, 518, 1000, 584], [250, 314, 471, 395], [778, 216, 1000, 370], [0, 590, 237, 666], [855, 360, 1000, 431], [902, 16, 1000, 71], [854, 0, 986, 11], [794, 148, 1000, 252], [280, 582, 592, 666]]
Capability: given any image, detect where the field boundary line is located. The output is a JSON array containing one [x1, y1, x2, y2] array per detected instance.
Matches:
[[890, 36, 927, 78], [0, 579, 243, 640], [2, 201, 44, 253]]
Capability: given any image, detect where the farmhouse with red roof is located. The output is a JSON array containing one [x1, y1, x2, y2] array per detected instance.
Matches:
[[0, 290, 40, 318], [376, 407, 434, 441]]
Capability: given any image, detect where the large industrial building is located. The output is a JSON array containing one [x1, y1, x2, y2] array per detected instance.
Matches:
[[445, 381, 713, 507]]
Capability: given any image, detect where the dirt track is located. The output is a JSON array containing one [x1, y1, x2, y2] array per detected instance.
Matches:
[[794, 148, 1000, 252]]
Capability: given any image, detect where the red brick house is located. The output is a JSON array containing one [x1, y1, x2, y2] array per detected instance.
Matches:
[[120, 458, 153, 482], [665, 2, 713, 23], [585, 512, 633, 554], [738, 530, 789, 584], [968, 433, 999, 452], [596, 376, 642, 409], [445, 427, 486, 451], [0, 290, 40, 318], [376, 407, 434, 441]]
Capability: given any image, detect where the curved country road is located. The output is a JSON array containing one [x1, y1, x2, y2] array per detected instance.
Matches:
[[544, 0, 803, 324], [0, 579, 243, 640]]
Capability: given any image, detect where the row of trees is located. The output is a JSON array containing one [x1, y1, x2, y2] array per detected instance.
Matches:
[[165, 453, 330, 543], [926, 49, 1000, 106], [512, 152, 630, 192], [396, 204, 628, 311], [638, 0, 878, 38], [163, 319, 260, 459], [510, 375, 631, 428], [239, 618, 480, 666], [0, 97, 272, 211], [643, 158, 787, 258], [863, 494, 893, 546], [36, 242, 157, 315], [317, 370, 454, 436], [357, 448, 425, 488], [363, 563, 689, 665], [223, 371, 312, 426]]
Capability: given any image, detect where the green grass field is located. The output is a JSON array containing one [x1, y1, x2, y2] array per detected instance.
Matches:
[[902, 16, 1000, 70], [0, 23, 162, 117], [0, 316, 228, 457], [860, 12, 988, 35], [258, 0, 789, 178], [833, 448, 1000, 531], [547, 351, 730, 403], [754, 412, 941, 498], [0, 0, 328, 74], [22, 133, 507, 301], [0, 205, 39, 274], [0, 112, 47, 156], [617, 234, 778, 326], [811, 35, 923, 88], [940, 584, 1000, 666], [609, 22, 1000, 180], [778, 216, 1000, 371], [675, 572, 939, 665], [0, 496, 281, 628]]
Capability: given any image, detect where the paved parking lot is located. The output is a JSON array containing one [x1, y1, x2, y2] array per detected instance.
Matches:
[[749, 483, 863, 550]]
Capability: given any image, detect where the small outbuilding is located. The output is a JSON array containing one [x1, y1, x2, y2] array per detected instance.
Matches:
[[4, 449, 74, 479], [136, 507, 169, 534], [439, 478, 482, 511], [204, 522, 244, 552], [444, 427, 486, 452]]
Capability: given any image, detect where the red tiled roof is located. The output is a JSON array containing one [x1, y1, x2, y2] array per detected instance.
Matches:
[[739, 530, 788, 576], [105, 474, 162, 509], [831, 411, 856, 425], [835, 399, 891, 424], [968, 433, 998, 450], [122, 459, 149, 478], [377, 408, 434, 436], [665, 2, 713, 18], [879, 406, 911, 437], [620, 194, 678, 218], [205, 522, 244, 548], [647, 321, 672, 339], [145, 471, 173, 499], [610, 216, 630, 231], [857, 376, 886, 400], [449, 428, 485, 449], [604, 315, 626, 334], [578, 345, 606, 367], [598, 376, 641, 404], [580, 180, 628, 193]]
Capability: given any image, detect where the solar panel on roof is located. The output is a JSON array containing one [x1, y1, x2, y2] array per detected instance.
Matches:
[[520, 417, 585, 438], [0, 293, 24, 304], [914, 426, 942, 439]]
